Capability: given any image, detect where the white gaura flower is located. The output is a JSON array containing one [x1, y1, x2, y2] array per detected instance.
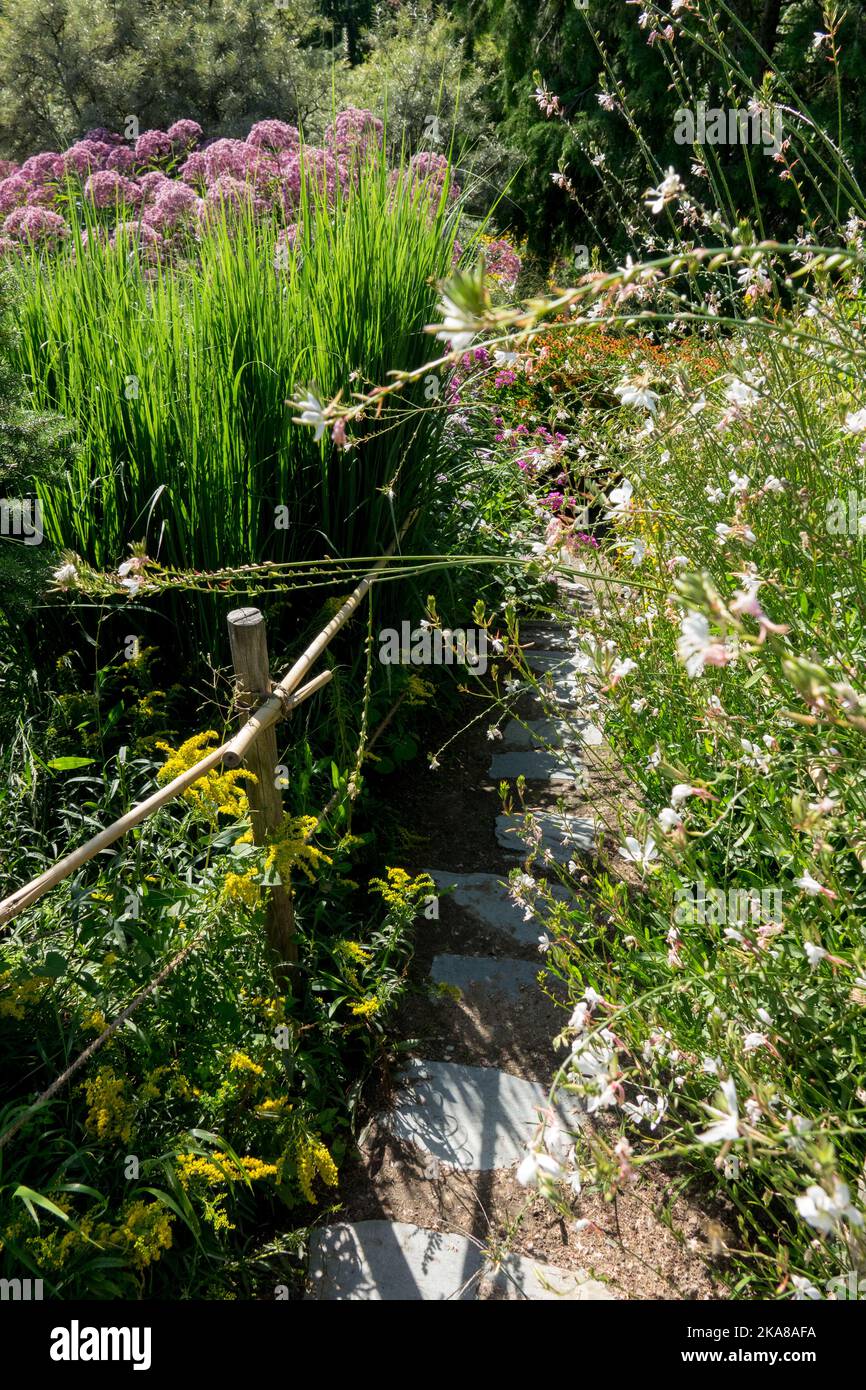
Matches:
[[516, 1148, 564, 1189], [795, 1178, 864, 1234], [676, 612, 731, 677], [725, 378, 760, 409], [623, 1093, 667, 1130], [794, 872, 836, 899], [804, 941, 827, 969], [614, 380, 660, 413], [538, 932, 552, 954], [618, 537, 647, 567], [618, 835, 659, 873], [610, 656, 637, 685], [605, 476, 635, 517], [658, 806, 682, 833], [844, 408, 866, 434], [291, 388, 327, 441], [696, 1076, 740, 1145], [645, 167, 684, 215], [433, 291, 481, 353], [705, 484, 725, 503], [670, 783, 698, 807], [791, 1275, 822, 1300], [728, 470, 750, 494], [53, 563, 78, 585], [743, 1032, 769, 1052], [762, 475, 785, 493]]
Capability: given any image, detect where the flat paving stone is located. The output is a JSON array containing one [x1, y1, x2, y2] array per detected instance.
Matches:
[[307, 1220, 482, 1300], [477, 1253, 616, 1301], [426, 870, 573, 946], [381, 1059, 575, 1170], [497, 811, 597, 861], [524, 649, 575, 674], [519, 622, 572, 651], [431, 953, 540, 999], [501, 716, 583, 751], [488, 749, 580, 783]]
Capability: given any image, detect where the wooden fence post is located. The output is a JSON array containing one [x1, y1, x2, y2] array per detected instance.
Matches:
[[227, 607, 297, 981]]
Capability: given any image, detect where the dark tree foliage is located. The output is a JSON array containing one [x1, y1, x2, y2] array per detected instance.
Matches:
[[443, 0, 866, 252]]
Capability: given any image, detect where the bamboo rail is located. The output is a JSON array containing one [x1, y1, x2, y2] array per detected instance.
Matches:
[[0, 541, 401, 932]]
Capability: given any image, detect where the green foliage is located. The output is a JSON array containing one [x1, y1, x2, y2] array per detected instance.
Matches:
[[0, 269, 75, 634]]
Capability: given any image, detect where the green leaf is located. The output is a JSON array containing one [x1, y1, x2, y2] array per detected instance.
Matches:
[[46, 755, 95, 770], [13, 1186, 73, 1226]]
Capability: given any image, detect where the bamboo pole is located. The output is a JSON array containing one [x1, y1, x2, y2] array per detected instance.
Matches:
[[0, 671, 330, 930], [0, 532, 408, 931], [227, 607, 296, 978]]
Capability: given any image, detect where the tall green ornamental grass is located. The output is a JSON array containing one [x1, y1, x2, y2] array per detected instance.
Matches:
[[11, 149, 462, 577]]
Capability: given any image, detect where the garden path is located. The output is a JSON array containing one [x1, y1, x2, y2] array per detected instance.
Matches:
[[305, 577, 718, 1300]]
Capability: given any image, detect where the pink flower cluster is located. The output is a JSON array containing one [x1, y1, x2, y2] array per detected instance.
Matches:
[[0, 110, 460, 256]]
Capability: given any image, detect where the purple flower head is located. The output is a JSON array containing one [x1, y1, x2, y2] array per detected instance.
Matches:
[[142, 179, 199, 231], [494, 369, 516, 388], [134, 129, 174, 165], [62, 140, 114, 175], [407, 151, 460, 203], [167, 119, 203, 151], [179, 151, 208, 187], [21, 152, 64, 183], [325, 108, 383, 160], [202, 138, 257, 183], [542, 491, 565, 511], [0, 160, 18, 180], [482, 237, 522, 291], [247, 120, 300, 153], [84, 170, 142, 209], [105, 146, 137, 174], [3, 205, 69, 244], [137, 171, 170, 203], [84, 127, 124, 146], [203, 175, 268, 216], [0, 175, 31, 215]]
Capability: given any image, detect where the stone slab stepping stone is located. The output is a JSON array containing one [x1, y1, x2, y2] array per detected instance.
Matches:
[[518, 622, 572, 651], [501, 716, 582, 751], [307, 1220, 483, 1300], [431, 953, 540, 999], [477, 1253, 616, 1302], [497, 811, 597, 861], [488, 749, 580, 783], [524, 649, 574, 674], [426, 870, 573, 947], [381, 1059, 573, 1170]]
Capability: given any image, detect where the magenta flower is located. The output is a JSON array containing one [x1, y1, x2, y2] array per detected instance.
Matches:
[[483, 238, 522, 290], [21, 152, 64, 183], [406, 151, 460, 203], [134, 129, 174, 165], [167, 119, 203, 150], [179, 151, 208, 187], [105, 146, 136, 174], [84, 170, 142, 209], [247, 120, 299, 153], [325, 108, 383, 160], [137, 171, 171, 203], [83, 127, 124, 146], [3, 205, 69, 244], [0, 175, 31, 214], [62, 141, 114, 175]]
